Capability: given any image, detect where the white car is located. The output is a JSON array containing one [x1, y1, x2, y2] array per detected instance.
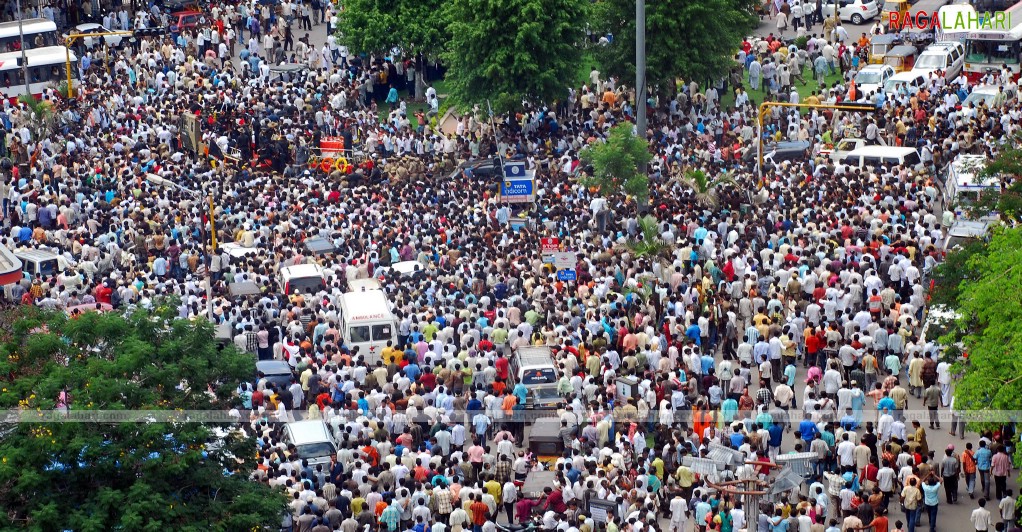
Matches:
[[71, 23, 124, 49], [962, 84, 1017, 108], [882, 71, 926, 97], [821, 0, 880, 24], [853, 64, 895, 98], [912, 41, 965, 80], [220, 242, 261, 260]]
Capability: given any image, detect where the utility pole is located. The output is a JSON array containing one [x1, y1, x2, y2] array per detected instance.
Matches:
[[15, 0, 30, 97], [635, 0, 646, 140], [635, 0, 648, 213]]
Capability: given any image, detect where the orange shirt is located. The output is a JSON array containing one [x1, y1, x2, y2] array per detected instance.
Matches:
[[502, 393, 517, 415], [470, 501, 489, 525]]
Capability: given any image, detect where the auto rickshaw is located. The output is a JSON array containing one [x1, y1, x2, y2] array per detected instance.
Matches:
[[869, 33, 901, 64], [884, 44, 918, 72], [882, 0, 910, 29]]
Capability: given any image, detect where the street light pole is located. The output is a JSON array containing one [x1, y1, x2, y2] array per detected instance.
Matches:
[[635, 0, 646, 139], [635, 0, 648, 213], [15, 0, 30, 97]]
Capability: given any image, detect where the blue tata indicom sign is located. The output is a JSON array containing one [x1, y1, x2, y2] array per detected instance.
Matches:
[[557, 270, 577, 281], [501, 179, 534, 203]]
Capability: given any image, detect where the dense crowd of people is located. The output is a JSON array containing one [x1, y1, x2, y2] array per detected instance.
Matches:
[[2, 1, 1019, 532]]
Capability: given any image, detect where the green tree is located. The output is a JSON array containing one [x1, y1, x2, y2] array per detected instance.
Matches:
[[946, 227, 1022, 435], [0, 306, 287, 531], [679, 168, 735, 207], [628, 214, 671, 260], [968, 132, 1022, 223], [441, 0, 588, 113], [580, 122, 653, 202], [592, 0, 756, 94], [335, 0, 448, 100], [17, 94, 54, 140], [928, 239, 987, 308]]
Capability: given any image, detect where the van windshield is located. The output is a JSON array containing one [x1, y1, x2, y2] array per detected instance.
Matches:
[[372, 324, 393, 341], [521, 368, 557, 385], [349, 326, 370, 343], [286, 276, 325, 295], [296, 442, 336, 459], [915, 54, 944, 68], [38, 259, 57, 276]]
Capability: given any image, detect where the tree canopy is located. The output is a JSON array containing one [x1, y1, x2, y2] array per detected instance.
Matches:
[[969, 132, 1022, 223], [580, 122, 653, 202], [946, 227, 1022, 432], [441, 0, 589, 113], [334, 0, 447, 57], [0, 305, 286, 531], [592, 0, 756, 94]]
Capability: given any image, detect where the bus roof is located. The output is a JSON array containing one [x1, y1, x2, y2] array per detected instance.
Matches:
[[966, 2, 1022, 40], [0, 18, 57, 38], [0, 46, 76, 69]]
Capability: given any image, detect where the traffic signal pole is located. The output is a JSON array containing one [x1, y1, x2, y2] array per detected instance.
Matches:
[[64, 29, 158, 97]]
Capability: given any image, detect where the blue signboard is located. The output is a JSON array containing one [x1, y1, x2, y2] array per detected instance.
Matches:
[[503, 161, 528, 178], [501, 179, 535, 203], [557, 270, 577, 281]]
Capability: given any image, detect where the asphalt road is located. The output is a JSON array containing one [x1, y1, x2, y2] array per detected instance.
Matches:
[[753, 0, 953, 40]]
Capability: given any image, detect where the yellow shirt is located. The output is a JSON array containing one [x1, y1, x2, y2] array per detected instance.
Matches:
[[675, 466, 695, 487], [484, 480, 502, 501]]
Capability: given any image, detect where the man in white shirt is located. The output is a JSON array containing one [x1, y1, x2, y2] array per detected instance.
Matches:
[[667, 493, 688, 531], [971, 498, 992, 531]]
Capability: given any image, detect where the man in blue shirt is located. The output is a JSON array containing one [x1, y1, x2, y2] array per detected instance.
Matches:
[[799, 412, 819, 444], [976, 440, 993, 498], [840, 408, 859, 431]]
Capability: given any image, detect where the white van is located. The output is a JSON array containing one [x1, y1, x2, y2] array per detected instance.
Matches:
[[841, 146, 924, 172], [912, 41, 966, 80], [15, 248, 80, 288], [941, 155, 1001, 218], [509, 346, 563, 410], [941, 220, 995, 254], [339, 286, 396, 364], [279, 263, 327, 295], [883, 71, 927, 97], [282, 420, 337, 467]]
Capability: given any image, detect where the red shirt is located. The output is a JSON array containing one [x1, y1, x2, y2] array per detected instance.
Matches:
[[495, 357, 509, 380], [805, 334, 821, 354]]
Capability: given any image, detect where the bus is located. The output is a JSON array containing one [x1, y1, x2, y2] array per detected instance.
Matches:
[[964, 1, 1022, 81], [0, 46, 78, 100], [0, 18, 59, 53]]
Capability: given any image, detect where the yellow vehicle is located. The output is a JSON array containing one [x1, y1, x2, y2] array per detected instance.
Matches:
[[882, 0, 909, 29], [883, 44, 918, 72], [869, 34, 901, 64]]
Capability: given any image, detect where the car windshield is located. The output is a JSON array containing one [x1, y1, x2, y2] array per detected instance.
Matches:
[[964, 93, 993, 105], [915, 54, 944, 68], [884, 79, 905, 92], [296, 442, 336, 459], [855, 71, 882, 84], [945, 235, 979, 250], [532, 387, 561, 399]]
